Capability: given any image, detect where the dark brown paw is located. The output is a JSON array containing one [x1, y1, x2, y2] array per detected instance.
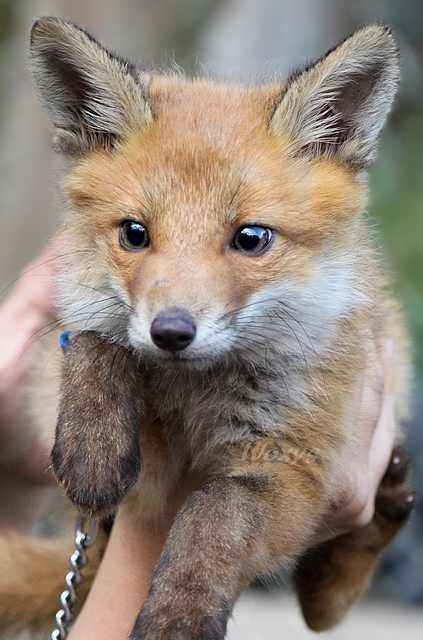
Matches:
[[382, 446, 410, 485], [131, 620, 225, 640], [53, 331, 143, 516], [130, 618, 192, 640], [130, 603, 229, 640], [52, 440, 140, 516], [375, 447, 414, 524]]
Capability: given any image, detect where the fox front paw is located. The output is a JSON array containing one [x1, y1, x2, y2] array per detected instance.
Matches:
[[53, 330, 143, 516], [51, 439, 140, 516], [130, 601, 229, 640], [375, 446, 414, 525]]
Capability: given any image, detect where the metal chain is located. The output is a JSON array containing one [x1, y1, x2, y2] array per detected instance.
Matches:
[[50, 515, 98, 640]]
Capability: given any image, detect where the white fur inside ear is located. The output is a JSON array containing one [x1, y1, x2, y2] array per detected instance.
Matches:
[[271, 25, 399, 167]]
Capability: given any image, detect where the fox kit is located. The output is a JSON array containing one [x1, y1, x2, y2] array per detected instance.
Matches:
[[0, 17, 415, 640]]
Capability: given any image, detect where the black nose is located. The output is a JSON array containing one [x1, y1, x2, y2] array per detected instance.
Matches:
[[150, 309, 196, 352]]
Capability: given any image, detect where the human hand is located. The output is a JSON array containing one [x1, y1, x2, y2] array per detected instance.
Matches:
[[316, 338, 399, 542], [0, 236, 60, 483]]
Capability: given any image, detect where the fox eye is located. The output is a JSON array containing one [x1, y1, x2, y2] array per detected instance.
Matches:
[[232, 226, 273, 255], [119, 220, 150, 251]]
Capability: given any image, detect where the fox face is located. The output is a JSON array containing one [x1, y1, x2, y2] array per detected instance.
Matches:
[[31, 19, 398, 368]]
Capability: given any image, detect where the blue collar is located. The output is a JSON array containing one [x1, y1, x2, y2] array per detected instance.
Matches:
[[59, 331, 72, 354]]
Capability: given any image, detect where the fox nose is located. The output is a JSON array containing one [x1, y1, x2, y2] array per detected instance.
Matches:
[[150, 309, 196, 352]]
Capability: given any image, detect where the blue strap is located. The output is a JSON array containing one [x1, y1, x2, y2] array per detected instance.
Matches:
[[59, 331, 72, 354]]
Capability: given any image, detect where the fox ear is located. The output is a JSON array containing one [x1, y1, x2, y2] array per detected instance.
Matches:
[[271, 25, 399, 168], [30, 17, 151, 154]]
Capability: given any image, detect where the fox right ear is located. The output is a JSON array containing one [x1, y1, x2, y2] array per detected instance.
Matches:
[[30, 17, 152, 155], [271, 25, 399, 168]]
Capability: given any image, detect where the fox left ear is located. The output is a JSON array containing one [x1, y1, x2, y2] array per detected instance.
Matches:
[[30, 17, 152, 155], [271, 25, 399, 168]]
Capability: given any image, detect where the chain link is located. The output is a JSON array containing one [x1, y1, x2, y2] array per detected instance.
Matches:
[[49, 516, 98, 640]]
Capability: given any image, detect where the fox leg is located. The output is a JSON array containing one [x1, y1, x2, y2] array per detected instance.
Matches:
[[129, 456, 328, 640], [53, 331, 143, 516], [294, 447, 414, 632]]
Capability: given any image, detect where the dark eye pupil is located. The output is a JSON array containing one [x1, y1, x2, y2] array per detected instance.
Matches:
[[120, 220, 149, 250], [238, 228, 262, 251], [233, 226, 272, 254], [126, 222, 145, 246]]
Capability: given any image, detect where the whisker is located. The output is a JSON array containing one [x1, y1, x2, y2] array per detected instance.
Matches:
[[31, 296, 127, 342], [0, 249, 92, 302]]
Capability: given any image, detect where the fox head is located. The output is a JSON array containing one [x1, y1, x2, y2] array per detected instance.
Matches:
[[31, 18, 398, 367]]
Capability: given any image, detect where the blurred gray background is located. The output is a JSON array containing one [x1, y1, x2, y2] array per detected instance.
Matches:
[[0, 1, 421, 637]]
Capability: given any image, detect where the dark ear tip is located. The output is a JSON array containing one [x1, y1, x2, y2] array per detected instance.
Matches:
[[381, 24, 394, 37], [31, 16, 61, 46], [30, 16, 82, 49], [358, 22, 394, 36], [357, 23, 398, 52], [344, 24, 399, 72]]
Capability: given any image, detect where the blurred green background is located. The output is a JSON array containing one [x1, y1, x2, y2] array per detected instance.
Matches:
[[0, 1, 421, 637]]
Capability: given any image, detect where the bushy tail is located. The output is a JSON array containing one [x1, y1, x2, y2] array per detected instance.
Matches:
[[0, 530, 105, 636]]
